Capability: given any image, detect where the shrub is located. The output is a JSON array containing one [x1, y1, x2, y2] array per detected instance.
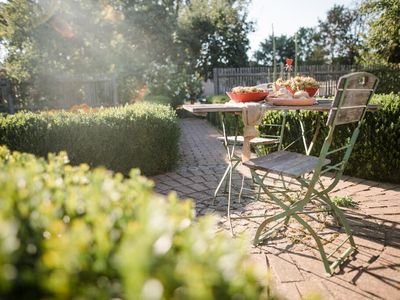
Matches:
[[0, 146, 277, 299], [143, 95, 174, 106], [144, 60, 202, 108], [363, 65, 400, 94], [0, 103, 179, 176], [332, 196, 355, 208], [205, 94, 242, 135]]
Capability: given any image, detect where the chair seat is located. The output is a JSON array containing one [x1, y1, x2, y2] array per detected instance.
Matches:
[[217, 136, 279, 145], [243, 150, 331, 178]]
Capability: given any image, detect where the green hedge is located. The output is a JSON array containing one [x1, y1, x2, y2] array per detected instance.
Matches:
[[206, 94, 400, 183], [0, 146, 277, 299], [205, 95, 242, 135], [0, 103, 179, 176], [363, 65, 400, 94]]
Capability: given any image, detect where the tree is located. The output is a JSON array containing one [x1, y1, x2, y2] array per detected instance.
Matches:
[[360, 0, 400, 64], [317, 4, 364, 64], [295, 27, 327, 65], [253, 34, 295, 66], [0, 0, 127, 81], [177, 0, 253, 79]]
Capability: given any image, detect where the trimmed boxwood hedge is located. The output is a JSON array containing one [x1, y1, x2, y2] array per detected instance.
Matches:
[[206, 94, 400, 183], [0, 146, 277, 299], [0, 103, 180, 176]]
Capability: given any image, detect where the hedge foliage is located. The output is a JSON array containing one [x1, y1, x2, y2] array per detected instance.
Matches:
[[206, 94, 400, 183], [0, 103, 180, 176], [363, 65, 400, 94], [0, 146, 277, 299]]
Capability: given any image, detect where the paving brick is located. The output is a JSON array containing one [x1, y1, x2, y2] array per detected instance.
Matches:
[[189, 175, 207, 183], [322, 278, 372, 300], [354, 259, 400, 299], [266, 253, 304, 283], [161, 179, 183, 187], [296, 279, 334, 300], [288, 250, 328, 277], [273, 282, 302, 300], [154, 183, 172, 192]]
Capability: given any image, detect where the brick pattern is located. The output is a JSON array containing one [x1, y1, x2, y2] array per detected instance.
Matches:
[[151, 117, 400, 300]]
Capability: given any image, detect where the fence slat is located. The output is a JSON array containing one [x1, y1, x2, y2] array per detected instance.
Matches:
[[213, 65, 365, 97]]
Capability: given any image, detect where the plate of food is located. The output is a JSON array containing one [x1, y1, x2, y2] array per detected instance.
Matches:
[[275, 76, 320, 97], [226, 86, 269, 103], [267, 77, 319, 106]]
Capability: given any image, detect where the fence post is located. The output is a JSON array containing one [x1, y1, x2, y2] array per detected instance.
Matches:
[[7, 80, 15, 114], [112, 75, 118, 105], [213, 68, 219, 95]]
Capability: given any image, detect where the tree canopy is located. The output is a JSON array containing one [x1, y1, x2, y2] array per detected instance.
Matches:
[[252, 2, 398, 66], [178, 0, 253, 78], [360, 0, 400, 64], [0, 0, 252, 104]]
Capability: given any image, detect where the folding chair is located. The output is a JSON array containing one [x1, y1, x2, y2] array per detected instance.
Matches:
[[241, 72, 379, 275]]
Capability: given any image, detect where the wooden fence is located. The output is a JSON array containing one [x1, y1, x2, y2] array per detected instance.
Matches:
[[0, 74, 118, 113], [35, 74, 119, 109], [213, 65, 362, 97], [0, 78, 15, 113]]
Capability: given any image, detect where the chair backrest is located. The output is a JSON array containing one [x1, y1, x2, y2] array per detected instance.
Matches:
[[312, 72, 379, 191], [327, 72, 379, 126]]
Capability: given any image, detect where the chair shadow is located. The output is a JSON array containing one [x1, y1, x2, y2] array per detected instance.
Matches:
[[212, 171, 400, 292]]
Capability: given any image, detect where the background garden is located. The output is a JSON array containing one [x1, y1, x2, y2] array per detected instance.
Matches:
[[0, 0, 399, 299]]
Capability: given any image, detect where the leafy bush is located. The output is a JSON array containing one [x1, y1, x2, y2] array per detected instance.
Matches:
[[0, 103, 179, 176], [143, 95, 173, 106], [0, 146, 277, 299], [332, 196, 355, 208], [205, 94, 242, 135], [117, 74, 146, 104], [363, 65, 400, 94], [145, 60, 202, 108]]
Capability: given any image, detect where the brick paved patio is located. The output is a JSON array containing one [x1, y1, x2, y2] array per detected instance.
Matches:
[[152, 117, 400, 300]]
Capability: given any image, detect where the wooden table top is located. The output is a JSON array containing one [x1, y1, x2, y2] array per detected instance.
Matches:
[[183, 100, 379, 115]]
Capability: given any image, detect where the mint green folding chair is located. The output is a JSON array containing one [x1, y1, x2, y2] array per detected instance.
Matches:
[[241, 72, 379, 275]]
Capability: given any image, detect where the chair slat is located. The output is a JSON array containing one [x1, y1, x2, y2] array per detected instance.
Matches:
[[243, 151, 330, 178], [337, 73, 377, 90], [327, 72, 378, 126], [333, 90, 373, 107], [331, 107, 365, 125]]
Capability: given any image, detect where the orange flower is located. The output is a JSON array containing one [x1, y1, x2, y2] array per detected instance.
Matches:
[[286, 58, 293, 66]]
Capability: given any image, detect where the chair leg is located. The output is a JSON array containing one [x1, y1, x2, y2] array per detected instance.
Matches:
[[213, 164, 231, 204], [227, 159, 234, 236], [321, 194, 356, 248], [238, 173, 245, 203], [252, 172, 356, 276]]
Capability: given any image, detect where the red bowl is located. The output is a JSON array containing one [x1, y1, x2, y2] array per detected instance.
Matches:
[[304, 87, 319, 97], [226, 91, 269, 103]]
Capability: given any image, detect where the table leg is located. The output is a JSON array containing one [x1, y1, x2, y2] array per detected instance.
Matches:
[[295, 111, 322, 155], [212, 112, 240, 235]]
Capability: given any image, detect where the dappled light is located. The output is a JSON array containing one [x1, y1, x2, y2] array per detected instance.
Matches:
[[0, 0, 399, 299]]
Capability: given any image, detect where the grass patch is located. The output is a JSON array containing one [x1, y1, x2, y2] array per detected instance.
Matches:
[[332, 195, 356, 208]]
